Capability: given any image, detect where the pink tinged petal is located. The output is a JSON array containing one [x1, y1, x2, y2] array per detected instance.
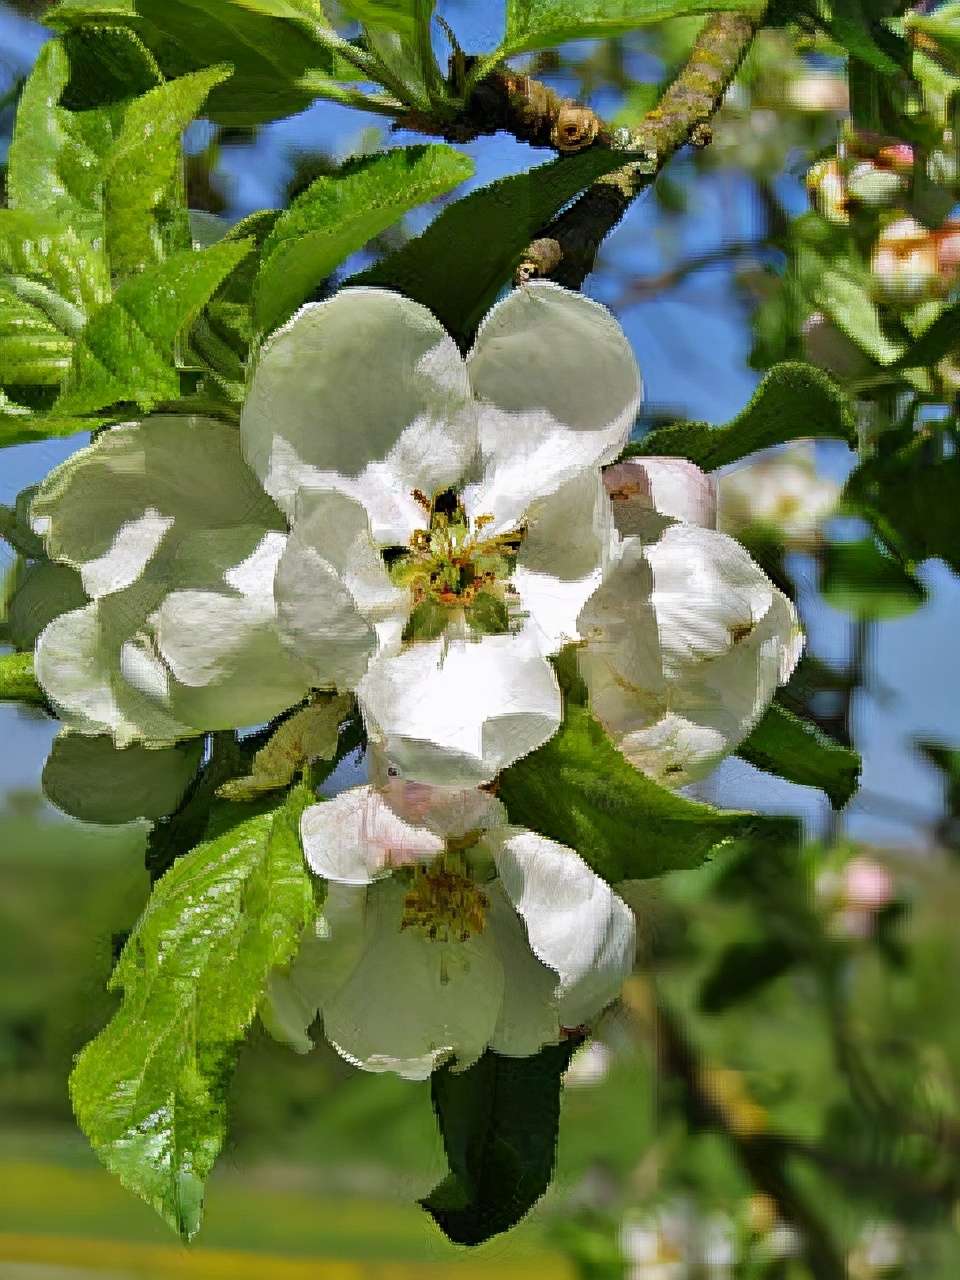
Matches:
[[300, 786, 444, 883], [356, 626, 563, 787], [466, 281, 641, 529], [602, 457, 717, 539], [492, 828, 636, 1029], [367, 748, 508, 837], [320, 878, 505, 1078], [239, 288, 476, 520]]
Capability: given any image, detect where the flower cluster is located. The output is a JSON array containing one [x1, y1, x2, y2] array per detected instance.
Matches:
[[29, 281, 802, 1074]]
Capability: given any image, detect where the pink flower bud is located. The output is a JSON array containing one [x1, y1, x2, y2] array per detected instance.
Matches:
[[843, 856, 895, 910], [603, 457, 717, 539]]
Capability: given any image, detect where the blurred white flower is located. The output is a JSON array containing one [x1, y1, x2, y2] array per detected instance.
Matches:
[[564, 1039, 612, 1087], [718, 443, 840, 548], [262, 759, 635, 1078], [871, 216, 945, 305], [788, 73, 849, 114]]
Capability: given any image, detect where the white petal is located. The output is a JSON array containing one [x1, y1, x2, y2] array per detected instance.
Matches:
[[32, 415, 282, 578], [261, 887, 369, 1052], [240, 288, 475, 521], [486, 885, 562, 1057], [42, 730, 202, 824], [467, 281, 641, 528], [321, 878, 504, 1077], [300, 786, 443, 884], [154, 589, 310, 730], [645, 524, 774, 674], [492, 828, 635, 1028], [223, 530, 288, 596], [617, 713, 731, 788], [357, 625, 562, 786], [275, 488, 402, 689], [602, 457, 716, 540], [80, 508, 174, 598], [34, 599, 193, 747], [511, 469, 615, 652]]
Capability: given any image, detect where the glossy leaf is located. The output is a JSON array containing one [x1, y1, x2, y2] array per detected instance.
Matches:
[[56, 239, 253, 414], [104, 67, 231, 275], [357, 148, 628, 347], [254, 145, 474, 334], [628, 362, 856, 470], [5, 41, 105, 235], [0, 211, 111, 317], [423, 1041, 578, 1245], [59, 23, 162, 110], [737, 703, 861, 811], [69, 786, 316, 1239], [501, 0, 764, 57], [498, 705, 753, 886], [0, 285, 74, 387]]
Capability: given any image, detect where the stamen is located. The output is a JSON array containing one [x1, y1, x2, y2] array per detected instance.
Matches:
[[399, 852, 491, 943]]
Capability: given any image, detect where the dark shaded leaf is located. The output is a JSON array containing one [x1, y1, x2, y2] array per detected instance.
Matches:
[[423, 1040, 578, 1245]]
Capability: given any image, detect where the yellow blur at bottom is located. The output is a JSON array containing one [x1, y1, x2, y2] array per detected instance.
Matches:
[[0, 1234, 564, 1280]]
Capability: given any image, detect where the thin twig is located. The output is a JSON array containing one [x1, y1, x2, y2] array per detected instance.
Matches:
[[517, 10, 770, 288]]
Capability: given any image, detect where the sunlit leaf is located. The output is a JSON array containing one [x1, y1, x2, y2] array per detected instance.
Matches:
[[56, 238, 253, 414], [821, 538, 928, 620], [501, 0, 764, 57], [69, 786, 316, 1239], [104, 66, 232, 275], [254, 145, 474, 334], [0, 651, 47, 705]]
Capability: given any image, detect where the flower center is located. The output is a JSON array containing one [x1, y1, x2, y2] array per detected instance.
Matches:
[[386, 489, 525, 641], [398, 846, 491, 944]]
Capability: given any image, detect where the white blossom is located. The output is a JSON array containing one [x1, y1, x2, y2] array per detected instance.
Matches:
[[718, 443, 839, 548], [262, 763, 635, 1078]]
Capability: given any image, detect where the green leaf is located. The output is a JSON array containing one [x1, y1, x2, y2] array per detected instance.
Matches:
[[0, 284, 74, 387], [629, 363, 856, 470], [47, 0, 349, 127], [59, 24, 162, 110], [698, 936, 798, 1013], [337, 0, 425, 40], [497, 705, 752, 885], [57, 239, 253, 414], [217, 695, 352, 800], [105, 66, 232, 276], [6, 41, 104, 235], [828, 0, 902, 75], [843, 433, 960, 574], [422, 1040, 578, 1245], [43, 731, 204, 824], [0, 394, 106, 448], [357, 148, 629, 348], [0, 651, 47, 706], [736, 703, 861, 811], [821, 538, 928, 620], [70, 786, 316, 1239], [501, 0, 765, 57], [891, 301, 960, 372], [254, 145, 474, 335], [907, 3, 960, 75], [0, 210, 111, 317]]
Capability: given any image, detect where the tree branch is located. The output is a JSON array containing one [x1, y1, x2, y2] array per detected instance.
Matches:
[[515, 9, 769, 289]]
